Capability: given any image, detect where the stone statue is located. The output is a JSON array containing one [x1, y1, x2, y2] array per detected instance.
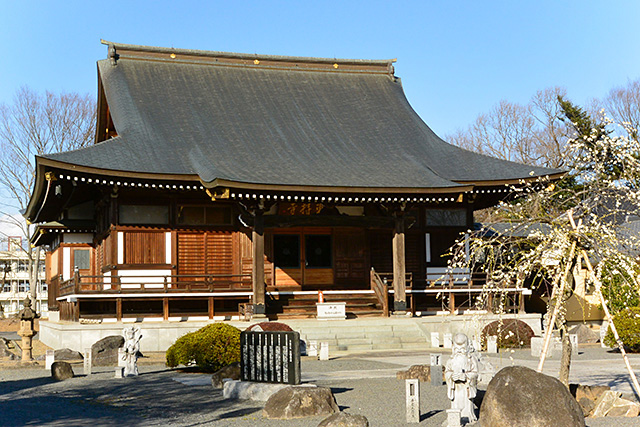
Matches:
[[444, 333, 478, 424], [122, 326, 142, 376]]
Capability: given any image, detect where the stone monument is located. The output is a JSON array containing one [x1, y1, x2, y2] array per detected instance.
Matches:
[[122, 325, 142, 376], [444, 333, 478, 424], [17, 295, 39, 363]]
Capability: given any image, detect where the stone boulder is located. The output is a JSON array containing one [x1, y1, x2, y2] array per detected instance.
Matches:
[[569, 324, 600, 344], [91, 335, 124, 366], [318, 411, 369, 427], [51, 361, 74, 381], [211, 362, 241, 388], [0, 338, 15, 358], [591, 390, 640, 417], [54, 348, 84, 361], [263, 386, 339, 419], [480, 366, 584, 427], [570, 384, 610, 416], [396, 364, 431, 382]]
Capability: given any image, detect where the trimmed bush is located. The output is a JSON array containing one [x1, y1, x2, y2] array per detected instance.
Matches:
[[246, 322, 293, 332], [481, 319, 535, 349], [166, 323, 241, 372], [604, 306, 640, 352]]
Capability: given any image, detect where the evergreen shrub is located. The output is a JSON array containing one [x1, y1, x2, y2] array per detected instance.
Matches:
[[166, 323, 241, 372], [481, 319, 534, 349], [604, 306, 640, 352]]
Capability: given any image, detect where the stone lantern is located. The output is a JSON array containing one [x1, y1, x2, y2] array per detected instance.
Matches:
[[17, 295, 39, 363]]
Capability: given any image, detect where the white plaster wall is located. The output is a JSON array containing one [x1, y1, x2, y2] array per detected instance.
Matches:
[[62, 247, 71, 281], [117, 270, 172, 289], [62, 233, 94, 244]]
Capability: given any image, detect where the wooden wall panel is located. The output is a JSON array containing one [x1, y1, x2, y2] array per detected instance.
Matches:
[[406, 233, 425, 283], [124, 232, 165, 264], [304, 268, 333, 285], [275, 268, 303, 287], [334, 230, 366, 283], [369, 230, 392, 273], [50, 248, 60, 277], [206, 232, 233, 278], [178, 233, 206, 276]]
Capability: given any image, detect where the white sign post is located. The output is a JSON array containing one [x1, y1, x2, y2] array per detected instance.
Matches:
[[406, 379, 420, 423]]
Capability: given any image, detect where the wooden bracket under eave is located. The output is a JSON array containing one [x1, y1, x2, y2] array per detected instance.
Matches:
[[206, 187, 229, 201]]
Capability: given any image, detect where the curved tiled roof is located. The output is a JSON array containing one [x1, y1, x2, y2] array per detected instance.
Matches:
[[44, 42, 562, 191]]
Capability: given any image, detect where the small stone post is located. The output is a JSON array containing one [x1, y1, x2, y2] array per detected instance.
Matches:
[[569, 334, 579, 354], [405, 378, 420, 423], [17, 295, 39, 363], [83, 348, 92, 375], [430, 353, 443, 386], [45, 350, 55, 370], [487, 336, 498, 354], [307, 340, 318, 357], [319, 341, 329, 361], [431, 332, 440, 348]]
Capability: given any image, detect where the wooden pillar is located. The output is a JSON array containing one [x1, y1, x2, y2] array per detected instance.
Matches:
[[392, 213, 407, 314], [116, 298, 122, 321], [208, 296, 215, 319], [163, 298, 169, 321], [252, 210, 266, 317]]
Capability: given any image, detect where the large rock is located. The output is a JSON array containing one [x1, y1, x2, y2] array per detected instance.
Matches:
[[51, 361, 74, 381], [591, 390, 640, 417], [54, 348, 84, 361], [569, 324, 600, 344], [570, 384, 610, 416], [91, 335, 124, 366], [211, 362, 241, 388], [318, 411, 369, 427], [480, 366, 584, 427], [263, 386, 339, 419]]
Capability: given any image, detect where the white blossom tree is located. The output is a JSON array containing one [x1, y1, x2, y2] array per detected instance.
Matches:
[[448, 104, 640, 397]]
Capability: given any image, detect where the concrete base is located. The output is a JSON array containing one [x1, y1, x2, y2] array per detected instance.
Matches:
[[38, 319, 253, 352], [223, 380, 316, 401], [38, 313, 543, 354]]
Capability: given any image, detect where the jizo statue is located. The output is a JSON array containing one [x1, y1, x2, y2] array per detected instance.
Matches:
[[444, 333, 478, 424]]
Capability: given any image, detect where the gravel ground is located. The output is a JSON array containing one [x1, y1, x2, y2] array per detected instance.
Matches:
[[1, 353, 640, 426]]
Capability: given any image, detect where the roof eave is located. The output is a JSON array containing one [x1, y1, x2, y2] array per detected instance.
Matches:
[[203, 178, 474, 195]]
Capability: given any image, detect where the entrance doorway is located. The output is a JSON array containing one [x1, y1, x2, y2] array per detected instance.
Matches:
[[273, 230, 333, 288]]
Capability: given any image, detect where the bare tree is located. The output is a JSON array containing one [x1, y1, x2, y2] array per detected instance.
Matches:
[[0, 86, 95, 304], [447, 88, 571, 169], [603, 79, 640, 141]]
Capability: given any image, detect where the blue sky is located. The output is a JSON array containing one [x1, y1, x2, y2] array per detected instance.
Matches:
[[2, 1, 639, 139]]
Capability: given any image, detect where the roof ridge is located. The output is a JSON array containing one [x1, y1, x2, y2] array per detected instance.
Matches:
[[100, 40, 396, 72]]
